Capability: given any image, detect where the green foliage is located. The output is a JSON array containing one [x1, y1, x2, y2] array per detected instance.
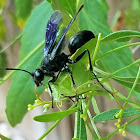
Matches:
[[73, 110, 87, 140], [34, 104, 80, 122], [0, 46, 8, 77], [125, 0, 140, 30], [101, 30, 140, 43], [0, 0, 140, 139], [127, 125, 140, 136], [15, 0, 32, 19], [0, 16, 6, 40], [15, 0, 33, 28], [0, 133, 12, 140], [94, 108, 140, 121]]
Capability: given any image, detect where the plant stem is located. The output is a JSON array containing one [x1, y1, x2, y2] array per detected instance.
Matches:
[[95, 42, 140, 62], [123, 66, 140, 108], [87, 109, 101, 139], [38, 119, 62, 140], [92, 33, 102, 64], [73, 111, 80, 138], [92, 97, 100, 115], [115, 96, 140, 108], [0, 32, 22, 53], [98, 115, 140, 140], [86, 122, 96, 139], [102, 58, 140, 82]]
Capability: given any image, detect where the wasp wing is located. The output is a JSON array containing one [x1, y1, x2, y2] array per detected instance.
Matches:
[[44, 11, 63, 57], [49, 5, 84, 60]]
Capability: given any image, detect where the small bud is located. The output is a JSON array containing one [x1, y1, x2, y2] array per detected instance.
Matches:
[[114, 122, 120, 128], [45, 88, 48, 92], [43, 104, 50, 108], [80, 114, 87, 121], [115, 113, 120, 119], [122, 130, 126, 137], [35, 99, 42, 103], [118, 118, 121, 123], [88, 84, 90, 87], [114, 122, 118, 126], [117, 123, 120, 128], [119, 129, 123, 133], [28, 104, 34, 111]]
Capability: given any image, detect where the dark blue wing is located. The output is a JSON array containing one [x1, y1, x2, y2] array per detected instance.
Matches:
[[44, 11, 63, 57]]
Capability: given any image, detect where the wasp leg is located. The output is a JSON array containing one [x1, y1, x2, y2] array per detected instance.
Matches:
[[64, 67, 79, 102], [68, 49, 114, 97], [48, 71, 61, 108]]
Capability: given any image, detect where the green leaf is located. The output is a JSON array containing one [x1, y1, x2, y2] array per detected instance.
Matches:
[[34, 104, 80, 122], [79, 0, 139, 78], [15, 0, 33, 28], [0, 16, 6, 40], [78, 114, 87, 140], [0, 133, 12, 140], [93, 108, 140, 121], [133, 91, 140, 101], [15, 0, 32, 19], [73, 110, 87, 140], [46, 0, 52, 3], [59, 0, 76, 16], [112, 76, 140, 93], [127, 125, 140, 136], [0, 0, 6, 9], [0, 46, 8, 77], [5, 1, 53, 127], [52, 0, 79, 36], [101, 30, 140, 43]]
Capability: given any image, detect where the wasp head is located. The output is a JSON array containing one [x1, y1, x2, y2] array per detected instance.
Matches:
[[32, 69, 44, 87]]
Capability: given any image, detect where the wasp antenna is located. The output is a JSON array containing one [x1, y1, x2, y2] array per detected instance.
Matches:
[[0, 67, 33, 76], [78, 4, 84, 12]]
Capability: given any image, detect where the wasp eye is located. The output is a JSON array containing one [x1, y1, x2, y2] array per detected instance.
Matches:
[[32, 69, 44, 86]]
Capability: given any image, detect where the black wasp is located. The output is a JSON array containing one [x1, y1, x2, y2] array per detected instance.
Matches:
[[0, 5, 113, 107]]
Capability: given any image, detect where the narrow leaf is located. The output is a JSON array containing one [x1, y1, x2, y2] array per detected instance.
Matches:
[[15, 0, 33, 28], [112, 76, 140, 93], [0, 46, 8, 77], [127, 125, 140, 136], [0, 133, 12, 140], [34, 104, 80, 122], [101, 30, 140, 43], [94, 108, 140, 121], [0, 16, 6, 40], [15, 0, 32, 19]]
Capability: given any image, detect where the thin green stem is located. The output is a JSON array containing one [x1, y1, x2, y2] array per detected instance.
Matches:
[[123, 66, 140, 108], [38, 104, 77, 140], [86, 122, 96, 139], [38, 119, 62, 140], [83, 94, 92, 115], [74, 111, 80, 138], [95, 42, 140, 62], [92, 33, 102, 64], [102, 58, 140, 83], [116, 96, 140, 108], [92, 97, 100, 115], [0, 32, 22, 53], [98, 115, 140, 140], [87, 109, 101, 139]]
